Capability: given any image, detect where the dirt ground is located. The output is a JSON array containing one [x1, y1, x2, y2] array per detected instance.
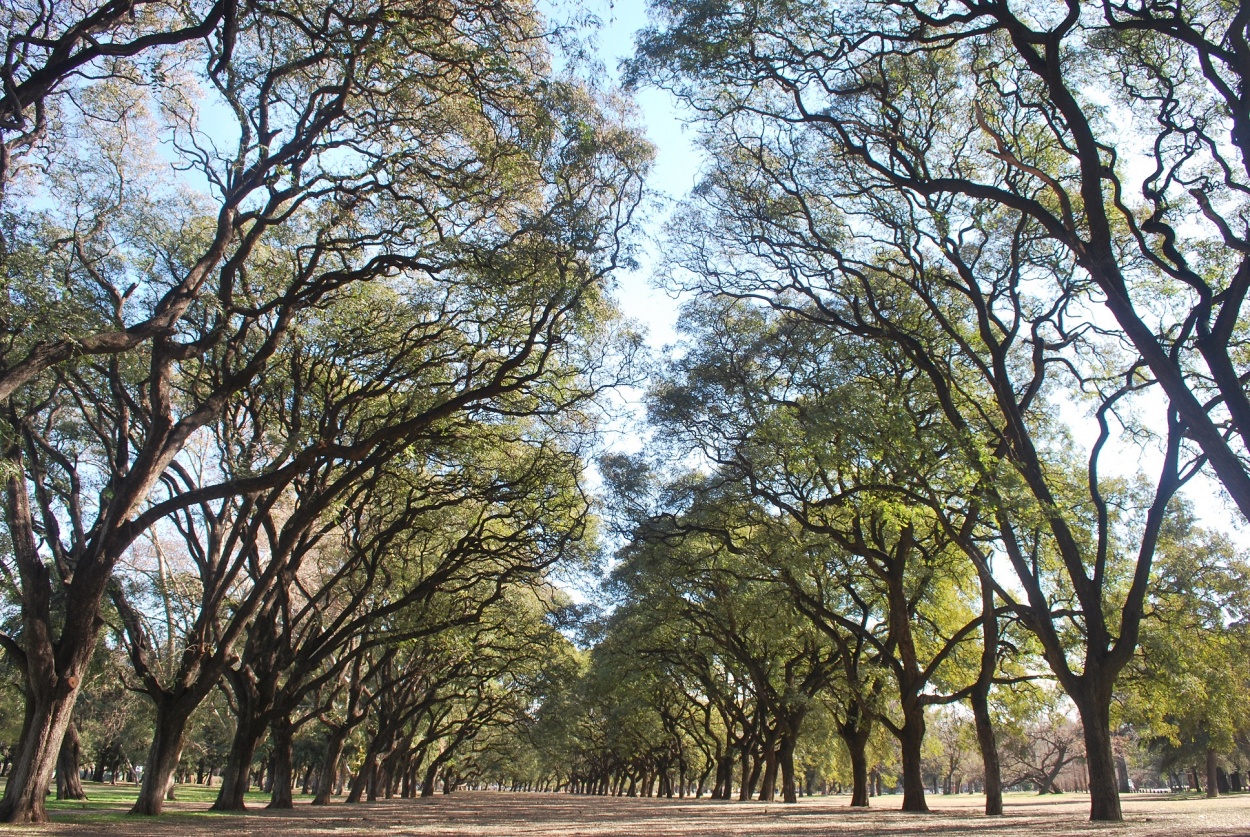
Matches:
[[11, 790, 1250, 837]]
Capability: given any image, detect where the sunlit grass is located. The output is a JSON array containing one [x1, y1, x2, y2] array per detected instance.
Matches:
[[0, 779, 312, 822]]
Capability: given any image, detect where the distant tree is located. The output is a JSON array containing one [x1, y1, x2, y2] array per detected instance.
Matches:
[[1119, 507, 1250, 798]]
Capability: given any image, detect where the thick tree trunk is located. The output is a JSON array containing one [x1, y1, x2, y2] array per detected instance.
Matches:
[[740, 749, 760, 804], [56, 721, 87, 801], [313, 728, 348, 805], [897, 706, 929, 813], [971, 690, 1002, 815], [1116, 751, 1131, 794], [210, 717, 266, 811], [0, 684, 81, 823], [715, 751, 734, 800], [779, 733, 797, 803], [1073, 688, 1122, 821], [839, 708, 872, 807], [757, 740, 778, 801], [130, 701, 192, 815], [0, 454, 97, 824], [347, 751, 377, 803], [421, 759, 438, 798], [267, 717, 295, 809]]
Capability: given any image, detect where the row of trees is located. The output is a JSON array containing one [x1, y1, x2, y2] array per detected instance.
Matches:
[[609, 0, 1250, 822], [0, 0, 647, 823], [3, 0, 1250, 826]]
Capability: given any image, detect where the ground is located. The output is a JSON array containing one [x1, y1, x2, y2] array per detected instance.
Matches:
[[6, 785, 1250, 836]]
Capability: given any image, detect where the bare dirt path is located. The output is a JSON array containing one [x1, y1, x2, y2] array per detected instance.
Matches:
[[10, 790, 1250, 837]]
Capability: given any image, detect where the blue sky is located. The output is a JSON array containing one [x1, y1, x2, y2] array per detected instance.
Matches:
[[571, 0, 702, 351]]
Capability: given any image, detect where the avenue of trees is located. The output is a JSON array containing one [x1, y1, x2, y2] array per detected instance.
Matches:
[[1, 0, 1249, 828]]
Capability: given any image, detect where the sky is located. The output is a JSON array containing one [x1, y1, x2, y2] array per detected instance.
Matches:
[[567, 0, 700, 351]]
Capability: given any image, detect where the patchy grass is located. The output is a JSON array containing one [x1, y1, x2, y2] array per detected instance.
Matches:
[[42, 780, 291, 814], [1, 787, 1248, 836]]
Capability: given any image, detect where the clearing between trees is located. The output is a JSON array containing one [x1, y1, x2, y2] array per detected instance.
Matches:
[[14, 791, 1250, 837]]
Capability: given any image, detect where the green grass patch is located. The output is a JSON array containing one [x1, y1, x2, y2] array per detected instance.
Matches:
[[0, 779, 314, 821]]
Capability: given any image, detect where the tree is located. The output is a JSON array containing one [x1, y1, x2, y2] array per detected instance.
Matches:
[[649, 300, 1010, 812], [1119, 507, 1250, 798], [629, 8, 1210, 814], [0, 0, 647, 820]]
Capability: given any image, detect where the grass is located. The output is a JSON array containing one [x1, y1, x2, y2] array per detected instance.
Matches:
[[0, 779, 310, 824]]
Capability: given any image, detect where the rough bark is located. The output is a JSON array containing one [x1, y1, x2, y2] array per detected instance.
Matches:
[[839, 705, 872, 807], [420, 759, 438, 798], [0, 653, 84, 822], [267, 717, 295, 809], [0, 441, 96, 823], [897, 706, 929, 813], [55, 721, 87, 801], [778, 733, 798, 803], [312, 728, 348, 805], [347, 751, 376, 803], [130, 701, 192, 815], [1207, 747, 1220, 799], [210, 716, 266, 811], [1073, 688, 1121, 821]]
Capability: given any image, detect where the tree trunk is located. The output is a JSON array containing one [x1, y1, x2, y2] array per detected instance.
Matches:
[[778, 733, 797, 803], [716, 751, 734, 800], [758, 736, 778, 801], [973, 570, 1003, 816], [130, 700, 193, 815], [267, 717, 295, 809], [0, 461, 96, 823], [56, 721, 87, 801], [210, 717, 266, 811], [741, 738, 762, 801], [1115, 750, 1131, 794], [1073, 688, 1122, 821], [0, 682, 81, 823], [421, 759, 438, 798], [839, 708, 872, 807], [897, 705, 929, 813], [313, 728, 348, 805], [1206, 747, 1219, 799], [347, 751, 377, 804]]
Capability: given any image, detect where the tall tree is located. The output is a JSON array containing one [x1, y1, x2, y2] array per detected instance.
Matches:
[[631, 14, 1209, 811], [0, 0, 648, 819]]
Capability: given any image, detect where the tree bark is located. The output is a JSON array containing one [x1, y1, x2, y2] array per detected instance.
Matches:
[[1073, 688, 1122, 821], [421, 759, 438, 798], [973, 569, 1003, 815], [347, 751, 377, 803], [130, 700, 192, 815], [0, 447, 97, 823], [897, 705, 929, 813], [267, 717, 295, 809], [211, 716, 266, 811], [1206, 747, 1219, 799], [839, 706, 872, 807], [757, 732, 778, 801], [778, 733, 797, 803], [0, 679, 82, 822], [312, 728, 348, 805], [971, 687, 1002, 815], [56, 721, 87, 801]]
